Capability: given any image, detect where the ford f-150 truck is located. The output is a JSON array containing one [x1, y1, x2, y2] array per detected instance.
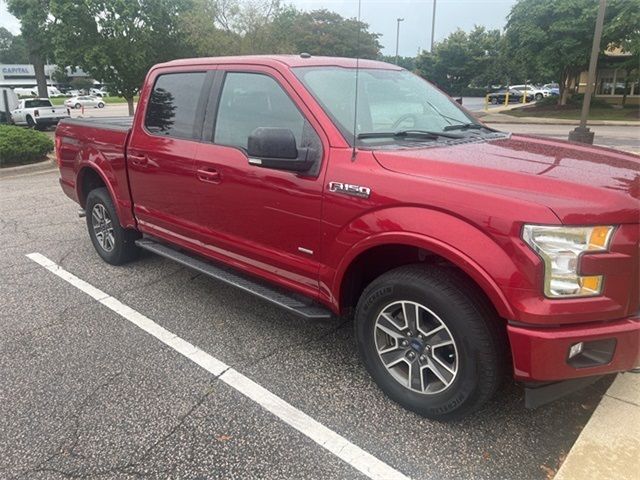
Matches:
[[54, 55, 639, 419]]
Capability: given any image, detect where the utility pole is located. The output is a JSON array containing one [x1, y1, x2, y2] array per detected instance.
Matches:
[[568, 0, 606, 144], [395, 18, 404, 64], [430, 0, 437, 52]]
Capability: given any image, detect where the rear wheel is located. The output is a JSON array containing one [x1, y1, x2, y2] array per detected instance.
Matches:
[[490, 97, 499, 105], [86, 187, 140, 265], [97, 102, 105, 108], [75, 103, 81, 109], [355, 265, 506, 420]]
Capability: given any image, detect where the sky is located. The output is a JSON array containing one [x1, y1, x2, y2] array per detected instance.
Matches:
[[0, 0, 518, 57]]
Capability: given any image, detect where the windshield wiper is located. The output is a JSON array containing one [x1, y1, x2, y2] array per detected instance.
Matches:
[[443, 122, 484, 131], [357, 129, 463, 140]]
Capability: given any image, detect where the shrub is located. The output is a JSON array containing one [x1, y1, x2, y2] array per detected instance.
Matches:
[[0, 125, 54, 167]]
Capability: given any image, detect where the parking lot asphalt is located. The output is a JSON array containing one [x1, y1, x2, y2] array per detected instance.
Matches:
[[0, 169, 613, 480]]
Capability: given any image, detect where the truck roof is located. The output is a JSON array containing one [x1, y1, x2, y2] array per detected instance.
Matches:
[[155, 54, 401, 71]]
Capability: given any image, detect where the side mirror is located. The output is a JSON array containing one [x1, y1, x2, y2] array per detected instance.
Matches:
[[455, 97, 463, 105], [247, 127, 313, 172]]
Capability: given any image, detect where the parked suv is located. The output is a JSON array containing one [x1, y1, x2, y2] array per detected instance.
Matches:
[[54, 55, 639, 420]]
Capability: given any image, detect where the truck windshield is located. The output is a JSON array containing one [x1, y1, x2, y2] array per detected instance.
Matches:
[[293, 66, 478, 145]]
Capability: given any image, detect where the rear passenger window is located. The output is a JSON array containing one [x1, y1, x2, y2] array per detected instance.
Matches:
[[145, 72, 206, 139], [214, 73, 305, 149]]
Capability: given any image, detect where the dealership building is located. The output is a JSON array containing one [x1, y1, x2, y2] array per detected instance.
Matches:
[[0, 64, 93, 88]]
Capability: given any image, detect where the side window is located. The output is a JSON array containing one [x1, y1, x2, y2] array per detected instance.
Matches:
[[214, 72, 305, 150], [145, 72, 206, 139]]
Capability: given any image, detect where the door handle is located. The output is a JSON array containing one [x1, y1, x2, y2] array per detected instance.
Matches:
[[129, 154, 148, 167], [197, 168, 221, 183]]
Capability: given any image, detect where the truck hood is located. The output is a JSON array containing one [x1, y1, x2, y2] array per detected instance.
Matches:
[[372, 134, 640, 224]]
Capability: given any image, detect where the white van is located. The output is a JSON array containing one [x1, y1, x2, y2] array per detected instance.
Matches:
[[0, 88, 20, 123]]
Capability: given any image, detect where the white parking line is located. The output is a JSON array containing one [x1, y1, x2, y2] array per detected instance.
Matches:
[[26, 252, 411, 480]]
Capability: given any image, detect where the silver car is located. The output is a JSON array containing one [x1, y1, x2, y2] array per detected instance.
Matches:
[[65, 95, 106, 109]]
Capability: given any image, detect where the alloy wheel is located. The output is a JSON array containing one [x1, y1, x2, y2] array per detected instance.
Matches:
[[91, 203, 115, 252], [374, 300, 459, 394]]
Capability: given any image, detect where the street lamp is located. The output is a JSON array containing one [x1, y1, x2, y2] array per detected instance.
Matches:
[[395, 18, 404, 65], [568, 0, 606, 144], [430, 0, 437, 52]]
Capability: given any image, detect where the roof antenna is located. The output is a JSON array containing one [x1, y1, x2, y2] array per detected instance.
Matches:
[[351, 0, 362, 161]]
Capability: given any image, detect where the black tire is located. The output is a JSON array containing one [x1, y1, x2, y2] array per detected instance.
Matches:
[[355, 265, 506, 420], [490, 97, 499, 105], [535, 93, 543, 101], [26, 115, 35, 128], [75, 103, 82, 109], [85, 187, 141, 265], [98, 102, 104, 108]]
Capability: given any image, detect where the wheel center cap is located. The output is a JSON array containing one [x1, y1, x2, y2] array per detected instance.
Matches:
[[409, 338, 423, 352]]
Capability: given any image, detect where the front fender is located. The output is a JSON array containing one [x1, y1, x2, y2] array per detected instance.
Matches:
[[329, 207, 540, 320]]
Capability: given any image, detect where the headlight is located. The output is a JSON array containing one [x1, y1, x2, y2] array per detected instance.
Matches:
[[522, 225, 615, 298]]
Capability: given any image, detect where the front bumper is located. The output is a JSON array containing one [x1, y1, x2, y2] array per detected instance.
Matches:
[[508, 313, 640, 381]]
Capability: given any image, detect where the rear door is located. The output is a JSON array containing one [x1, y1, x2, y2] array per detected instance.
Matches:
[[127, 68, 212, 241]]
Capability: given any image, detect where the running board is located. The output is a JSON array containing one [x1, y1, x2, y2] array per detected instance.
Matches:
[[135, 238, 332, 320]]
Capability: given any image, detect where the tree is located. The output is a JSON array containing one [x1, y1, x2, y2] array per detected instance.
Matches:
[[380, 55, 416, 71], [605, 0, 640, 105], [50, 0, 193, 115], [287, 9, 381, 59], [415, 26, 508, 95], [6, 0, 51, 98], [70, 77, 94, 93], [504, 0, 620, 105], [0, 27, 29, 63]]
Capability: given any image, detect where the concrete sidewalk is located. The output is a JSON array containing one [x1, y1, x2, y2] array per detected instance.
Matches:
[[555, 373, 640, 480], [478, 111, 640, 127]]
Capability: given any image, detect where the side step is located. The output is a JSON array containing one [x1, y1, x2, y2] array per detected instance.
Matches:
[[135, 238, 332, 320]]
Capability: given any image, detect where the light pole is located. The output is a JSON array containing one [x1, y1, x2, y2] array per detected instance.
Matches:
[[430, 0, 437, 52], [395, 18, 404, 65], [568, 0, 606, 144]]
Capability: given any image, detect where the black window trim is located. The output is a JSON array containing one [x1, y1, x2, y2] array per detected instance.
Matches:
[[142, 69, 213, 142]]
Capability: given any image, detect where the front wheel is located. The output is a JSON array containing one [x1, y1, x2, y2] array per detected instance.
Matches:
[[490, 97, 499, 105], [75, 103, 82, 109], [535, 93, 543, 101], [355, 265, 506, 420], [98, 102, 104, 108], [86, 187, 140, 265]]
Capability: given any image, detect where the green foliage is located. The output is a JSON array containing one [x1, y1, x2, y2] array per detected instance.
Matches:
[[182, 1, 381, 58], [0, 27, 29, 63], [379, 56, 416, 71], [503, 0, 634, 103], [70, 77, 95, 92], [49, 0, 194, 114], [606, 0, 640, 58], [415, 26, 507, 96], [6, 0, 52, 97], [0, 125, 53, 167]]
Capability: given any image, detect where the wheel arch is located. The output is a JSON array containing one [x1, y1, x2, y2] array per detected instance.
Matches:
[[334, 232, 516, 321]]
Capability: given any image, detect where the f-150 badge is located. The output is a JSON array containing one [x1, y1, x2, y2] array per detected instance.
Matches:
[[328, 182, 371, 198]]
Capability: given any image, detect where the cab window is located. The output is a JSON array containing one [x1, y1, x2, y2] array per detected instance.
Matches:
[[214, 72, 305, 150], [145, 72, 206, 139]]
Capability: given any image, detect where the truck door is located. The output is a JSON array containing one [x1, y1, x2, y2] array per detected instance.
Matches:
[[192, 67, 328, 295], [127, 69, 211, 242]]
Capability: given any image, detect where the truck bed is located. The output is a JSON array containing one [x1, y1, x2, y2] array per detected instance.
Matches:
[[60, 116, 133, 132], [56, 116, 136, 228]]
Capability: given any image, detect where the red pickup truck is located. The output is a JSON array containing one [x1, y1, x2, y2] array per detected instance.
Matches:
[[55, 55, 639, 419]]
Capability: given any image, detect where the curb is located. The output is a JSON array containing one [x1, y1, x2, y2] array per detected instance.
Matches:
[[554, 373, 639, 480], [0, 156, 56, 179]]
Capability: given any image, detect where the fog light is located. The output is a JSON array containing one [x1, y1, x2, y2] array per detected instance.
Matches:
[[568, 342, 584, 359], [567, 338, 616, 368]]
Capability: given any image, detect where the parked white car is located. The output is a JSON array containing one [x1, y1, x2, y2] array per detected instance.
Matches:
[[65, 95, 106, 109], [510, 84, 550, 101], [10, 98, 70, 128], [90, 88, 109, 97]]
